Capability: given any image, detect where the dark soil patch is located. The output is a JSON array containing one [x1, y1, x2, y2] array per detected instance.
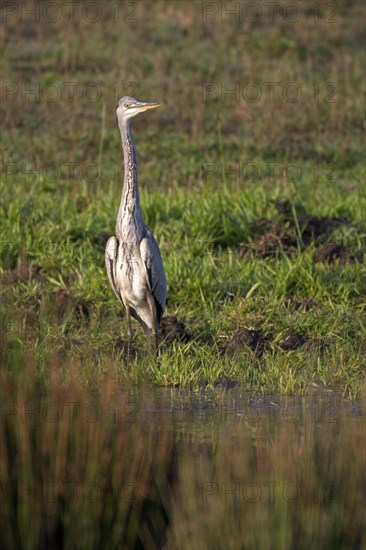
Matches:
[[314, 243, 354, 264], [54, 288, 90, 323], [224, 327, 323, 355], [2, 263, 43, 284], [273, 200, 347, 241], [279, 331, 307, 351], [160, 316, 191, 343], [249, 218, 278, 235], [240, 203, 350, 258], [239, 232, 298, 258], [297, 216, 347, 245], [223, 328, 266, 356]]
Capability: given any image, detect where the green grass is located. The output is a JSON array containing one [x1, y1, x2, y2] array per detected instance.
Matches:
[[1, 173, 365, 394], [1, 1, 365, 395]]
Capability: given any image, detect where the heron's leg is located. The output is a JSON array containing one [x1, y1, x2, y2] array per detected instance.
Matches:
[[125, 304, 133, 366], [147, 294, 159, 355]]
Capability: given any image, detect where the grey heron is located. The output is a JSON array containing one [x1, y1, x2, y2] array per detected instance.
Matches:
[[105, 96, 166, 355]]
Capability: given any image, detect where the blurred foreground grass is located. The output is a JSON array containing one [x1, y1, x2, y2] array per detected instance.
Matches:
[[1, 370, 365, 549]]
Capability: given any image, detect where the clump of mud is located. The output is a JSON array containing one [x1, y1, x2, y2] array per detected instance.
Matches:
[[313, 243, 354, 264], [297, 216, 346, 245], [222, 327, 322, 357], [2, 263, 43, 284], [238, 217, 298, 258], [238, 200, 353, 259], [223, 328, 266, 356], [160, 316, 191, 343], [239, 231, 298, 258], [278, 331, 307, 351]]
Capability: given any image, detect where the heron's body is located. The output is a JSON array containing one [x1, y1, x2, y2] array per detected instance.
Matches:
[[105, 231, 165, 335], [105, 96, 166, 351]]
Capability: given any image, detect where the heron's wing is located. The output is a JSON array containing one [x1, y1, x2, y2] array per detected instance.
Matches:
[[105, 236, 121, 302], [140, 231, 166, 323]]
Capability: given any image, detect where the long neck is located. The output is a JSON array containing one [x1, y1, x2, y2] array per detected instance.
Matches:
[[115, 119, 144, 241]]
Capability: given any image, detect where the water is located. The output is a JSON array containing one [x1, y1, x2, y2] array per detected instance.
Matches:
[[117, 385, 366, 433]]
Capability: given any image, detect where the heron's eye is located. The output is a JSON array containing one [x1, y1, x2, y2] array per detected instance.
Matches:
[[124, 103, 131, 108]]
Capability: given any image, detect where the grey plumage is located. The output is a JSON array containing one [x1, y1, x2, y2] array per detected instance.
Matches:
[[105, 96, 166, 352]]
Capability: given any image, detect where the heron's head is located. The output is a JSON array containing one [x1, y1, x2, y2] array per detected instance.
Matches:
[[116, 96, 160, 124]]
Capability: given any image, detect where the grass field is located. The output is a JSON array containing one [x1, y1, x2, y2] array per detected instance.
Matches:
[[1, 1, 365, 395], [1, 2, 365, 396], [1, 1, 365, 548]]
